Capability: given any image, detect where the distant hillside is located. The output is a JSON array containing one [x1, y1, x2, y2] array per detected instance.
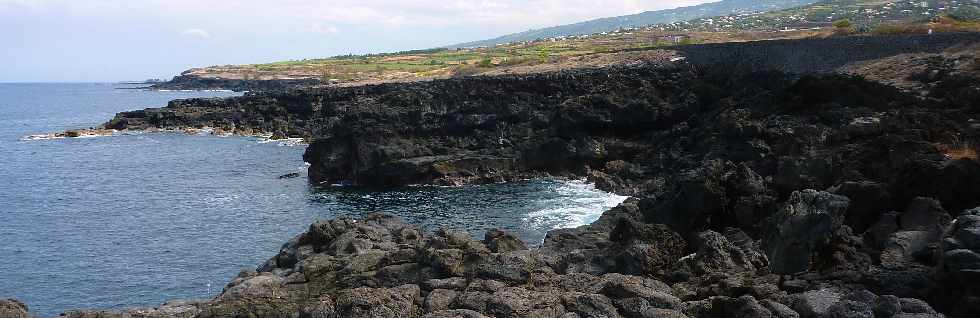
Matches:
[[449, 0, 818, 48], [652, 0, 980, 32]]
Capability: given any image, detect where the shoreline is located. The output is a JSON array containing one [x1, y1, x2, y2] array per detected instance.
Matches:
[[24, 127, 309, 145]]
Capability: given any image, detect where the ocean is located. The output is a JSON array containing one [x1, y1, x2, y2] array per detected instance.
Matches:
[[0, 83, 626, 316]]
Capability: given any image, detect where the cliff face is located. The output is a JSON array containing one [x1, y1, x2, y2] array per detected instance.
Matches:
[[149, 74, 320, 92], [103, 92, 318, 138], [62, 34, 980, 317]]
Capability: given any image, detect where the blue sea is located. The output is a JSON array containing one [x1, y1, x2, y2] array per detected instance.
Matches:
[[0, 83, 626, 317]]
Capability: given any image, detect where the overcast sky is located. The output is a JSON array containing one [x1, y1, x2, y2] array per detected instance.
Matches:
[[0, 0, 711, 82]]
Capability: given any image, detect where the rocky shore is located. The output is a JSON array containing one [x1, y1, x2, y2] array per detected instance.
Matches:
[[148, 74, 320, 92], [39, 34, 980, 317]]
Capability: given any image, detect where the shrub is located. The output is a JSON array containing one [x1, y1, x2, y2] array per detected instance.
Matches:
[[832, 19, 853, 29]]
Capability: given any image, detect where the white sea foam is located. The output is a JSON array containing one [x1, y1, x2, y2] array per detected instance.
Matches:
[[21, 134, 65, 141], [257, 137, 306, 147], [20, 130, 117, 141], [523, 179, 628, 234], [156, 89, 234, 92]]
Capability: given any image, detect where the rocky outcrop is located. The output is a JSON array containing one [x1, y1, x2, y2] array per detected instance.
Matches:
[[0, 299, 30, 318], [61, 214, 950, 318], [101, 94, 317, 139], [149, 75, 320, 92]]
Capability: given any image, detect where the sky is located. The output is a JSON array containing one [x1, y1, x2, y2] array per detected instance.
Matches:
[[0, 0, 711, 82]]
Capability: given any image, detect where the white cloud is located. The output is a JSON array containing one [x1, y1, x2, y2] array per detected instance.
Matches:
[[180, 28, 210, 39], [3, 1, 714, 29], [310, 23, 340, 34]]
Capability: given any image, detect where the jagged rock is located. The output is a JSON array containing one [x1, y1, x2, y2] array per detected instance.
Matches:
[[641, 163, 728, 236], [611, 218, 688, 275], [219, 273, 286, 299], [863, 211, 901, 251], [881, 231, 940, 268], [423, 277, 468, 291], [676, 230, 766, 276], [600, 275, 680, 309], [63, 300, 206, 318], [426, 289, 459, 313], [334, 284, 421, 318], [719, 295, 773, 318], [900, 198, 951, 233], [562, 293, 622, 318], [484, 229, 528, 253], [279, 172, 301, 179], [486, 287, 564, 317], [761, 299, 800, 318], [300, 296, 337, 318], [424, 309, 491, 318], [783, 289, 842, 318], [0, 300, 29, 318], [874, 295, 902, 318], [471, 250, 538, 283], [823, 290, 877, 318], [613, 297, 690, 318], [829, 181, 892, 233], [763, 190, 850, 274]]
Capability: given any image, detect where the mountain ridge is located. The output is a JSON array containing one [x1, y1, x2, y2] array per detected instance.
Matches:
[[448, 0, 819, 48]]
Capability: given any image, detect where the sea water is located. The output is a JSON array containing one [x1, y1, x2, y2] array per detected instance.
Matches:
[[0, 83, 626, 316]]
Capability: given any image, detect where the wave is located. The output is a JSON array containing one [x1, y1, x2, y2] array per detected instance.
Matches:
[[21, 134, 66, 141], [155, 89, 235, 92], [20, 130, 116, 141], [523, 179, 628, 233], [257, 137, 306, 147]]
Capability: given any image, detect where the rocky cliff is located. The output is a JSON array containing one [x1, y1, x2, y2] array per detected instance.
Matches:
[[55, 34, 980, 318], [149, 74, 320, 92]]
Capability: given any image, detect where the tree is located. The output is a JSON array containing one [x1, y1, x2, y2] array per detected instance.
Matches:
[[478, 58, 494, 68]]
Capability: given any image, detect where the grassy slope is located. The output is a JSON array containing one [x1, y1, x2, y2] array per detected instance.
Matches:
[[178, 0, 980, 85]]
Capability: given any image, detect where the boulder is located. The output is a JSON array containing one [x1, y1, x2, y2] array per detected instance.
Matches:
[[562, 293, 623, 318], [485, 287, 563, 318], [761, 299, 800, 318], [471, 250, 539, 283], [424, 309, 491, 318], [719, 295, 773, 318], [600, 275, 680, 309], [899, 197, 950, 233], [425, 289, 459, 312], [677, 230, 766, 276], [334, 284, 421, 318], [484, 229, 528, 253], [300, 296, 337, 318], [880, 231, 940, 268], [0, 300, 29, 318], [783, 289, 842, 318], [828, 181, 892, 233], [613, 297, 690, 318], [611, 218, 688, 275], [763, 190, 849, 274]]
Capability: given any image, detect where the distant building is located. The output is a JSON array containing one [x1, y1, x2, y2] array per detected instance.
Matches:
[[658, 34, 691, 44], [781, 21, 833, 30]]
